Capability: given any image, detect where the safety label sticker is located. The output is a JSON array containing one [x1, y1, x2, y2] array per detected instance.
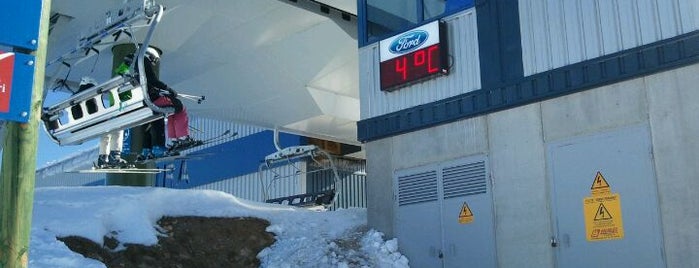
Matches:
[[458, 202, 474, 224], [583, 172, 624, 241], [590, 171, 611, 196]]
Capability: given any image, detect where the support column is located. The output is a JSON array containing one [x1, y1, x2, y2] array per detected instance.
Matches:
[[0, 0, 51, 267], [107, 43, 161, 186]]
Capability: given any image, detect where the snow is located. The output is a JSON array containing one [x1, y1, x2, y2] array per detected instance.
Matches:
[[30, 186, 410, 268]]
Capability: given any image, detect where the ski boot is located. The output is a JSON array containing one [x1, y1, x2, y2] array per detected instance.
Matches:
[[95, 154, 109, 169], [167, 139, 182, 151], [176, 136, 200, 150], [161, 144, 179, 157], [108, 151, 130, 168], [152, 146, 167, 158]]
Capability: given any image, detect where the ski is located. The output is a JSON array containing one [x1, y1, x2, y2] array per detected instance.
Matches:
[[133, 152, 212, 165], [133, 130, 237, 164], [69, 168, 170, 174], [165, 129, 237, 155]]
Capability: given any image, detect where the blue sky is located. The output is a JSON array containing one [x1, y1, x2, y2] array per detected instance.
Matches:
[[36, 130, 96, 168]]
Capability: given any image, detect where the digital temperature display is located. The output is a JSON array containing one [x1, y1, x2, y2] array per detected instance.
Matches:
[[379, 21, 448, 91], [380, 44, 446, 91]]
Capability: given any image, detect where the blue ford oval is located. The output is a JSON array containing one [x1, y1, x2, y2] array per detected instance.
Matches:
[[389, 30, 429, 55]]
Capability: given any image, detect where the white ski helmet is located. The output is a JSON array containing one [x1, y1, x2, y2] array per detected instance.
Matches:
[[145, 47, 160, 62]]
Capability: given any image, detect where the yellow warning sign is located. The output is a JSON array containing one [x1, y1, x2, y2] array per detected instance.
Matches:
[[590, 171, 611, 195], [583, 193, 624, 241], [458, 202, 474, 224]]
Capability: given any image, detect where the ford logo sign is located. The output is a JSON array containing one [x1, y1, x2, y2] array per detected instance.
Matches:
[[389, 30, 429, 54]]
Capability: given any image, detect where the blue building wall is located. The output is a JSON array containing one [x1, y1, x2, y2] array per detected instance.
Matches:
[[158, 130, 304, 189]]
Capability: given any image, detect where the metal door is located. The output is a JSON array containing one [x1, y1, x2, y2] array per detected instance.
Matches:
[[441, 156, 496, 268], [395, 156, 496, 268], [548, 125, 665, 267], [395, 166, 443, 268]]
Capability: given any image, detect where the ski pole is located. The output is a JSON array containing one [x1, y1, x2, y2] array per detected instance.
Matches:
[[177, 93, 205, 104], [188, 125, 203, 133]]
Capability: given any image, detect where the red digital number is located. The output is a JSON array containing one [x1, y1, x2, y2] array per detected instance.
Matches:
[[395, 57, 407, 80]]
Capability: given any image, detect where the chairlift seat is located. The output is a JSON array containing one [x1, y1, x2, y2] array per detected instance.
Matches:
[[259, 144, 341, 209], [265, 189, 336, 207], [42, 3, 170, 146], [42, 76, 170, 145]]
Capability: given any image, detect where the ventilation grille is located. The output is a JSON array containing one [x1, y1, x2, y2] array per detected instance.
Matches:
[[442, 161, 486, 199], [397, 170, 438, 206]]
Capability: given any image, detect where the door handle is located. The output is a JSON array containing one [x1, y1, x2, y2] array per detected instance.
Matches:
[[551, 236, 558, 247]]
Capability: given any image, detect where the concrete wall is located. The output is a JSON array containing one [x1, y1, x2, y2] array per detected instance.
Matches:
[[646, 64, 699, 268], [367, 117, 488, 238], [366, 63, 699, 266], [488, 103, 551, 267]]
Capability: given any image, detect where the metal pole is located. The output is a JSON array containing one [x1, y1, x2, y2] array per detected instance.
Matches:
[[0, 0, 51, 267]]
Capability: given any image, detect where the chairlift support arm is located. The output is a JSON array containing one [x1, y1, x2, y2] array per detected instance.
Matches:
[[41, 4, 173, 146], [258, 128, 342, 208]]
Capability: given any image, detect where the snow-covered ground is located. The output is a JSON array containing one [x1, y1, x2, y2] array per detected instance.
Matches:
[[30, 186, 410, 267]]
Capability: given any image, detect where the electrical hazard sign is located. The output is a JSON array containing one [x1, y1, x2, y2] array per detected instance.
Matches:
[[594, 203, 613, 221], [590, 171, 611, 196], [583, 171, 624, 241], [458, 202, 474, 224]]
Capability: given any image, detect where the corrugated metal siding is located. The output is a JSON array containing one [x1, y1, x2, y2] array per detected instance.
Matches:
[[195, 158, 368, 209], [34, 115, 368, 208], [36, 174, 105, 188], [520, 0, 699, 76], [35, 148, 104, 188], [263, 162, 308, 200], [183, 117, 267, 153], [311, 157, 367, 209], [194, 173, 267, 202], [360, 9, 482, 119], [35, 116, 267, 188], [333, 172, 367, 209], [194, 164, 304, 203]]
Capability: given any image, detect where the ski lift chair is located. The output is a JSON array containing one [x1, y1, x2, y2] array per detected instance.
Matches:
[[42, 4, 173, 145], [259, 145, 342, 209]]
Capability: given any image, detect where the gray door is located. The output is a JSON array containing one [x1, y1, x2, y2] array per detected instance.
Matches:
[[395, 167, 443, 268], [548, 125, 665, 267], [395, 156, 496, 268], [440, 156, 496, 268]]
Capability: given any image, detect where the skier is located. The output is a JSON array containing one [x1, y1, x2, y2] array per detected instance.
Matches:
[[116, 47, 197, 160], [141, 48, 198, 151], [78, 77, 130, 168]]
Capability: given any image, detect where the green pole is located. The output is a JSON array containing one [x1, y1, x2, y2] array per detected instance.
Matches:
[[0, 0, 51, 267], [107, 44, 160, 186]]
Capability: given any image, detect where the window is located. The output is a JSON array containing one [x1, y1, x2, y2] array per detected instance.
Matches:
[[360, 0, 474, 46], [365, 0, 417, 42]]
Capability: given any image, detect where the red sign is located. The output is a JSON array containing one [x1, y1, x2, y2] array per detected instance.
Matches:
[[0, 51, 15, 113]]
